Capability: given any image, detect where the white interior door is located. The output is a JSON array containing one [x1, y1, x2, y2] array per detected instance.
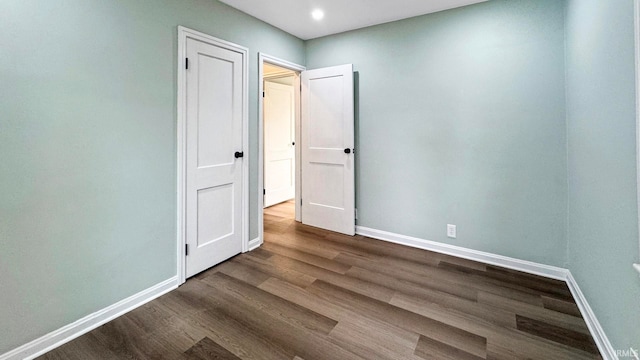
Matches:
[[264, 80, 295, 207], [185, 37, 244, 278], [301, 64, 355, 236]]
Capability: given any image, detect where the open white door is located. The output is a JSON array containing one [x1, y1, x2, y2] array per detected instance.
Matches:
[[301, 64, 355, 236], [184, 36, 245, 278], [264, 81, 296, 207]]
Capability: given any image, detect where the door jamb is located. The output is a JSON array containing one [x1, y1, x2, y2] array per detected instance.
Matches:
[[634, 0, 640, 274], [258, 53, 306, 247], [177, 26, 249, 285]]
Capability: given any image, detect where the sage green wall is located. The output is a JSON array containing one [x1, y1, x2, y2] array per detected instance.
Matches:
[[306, 0, 568, 266], [565, 0, 640, 351], [0, 0, 303, 354]]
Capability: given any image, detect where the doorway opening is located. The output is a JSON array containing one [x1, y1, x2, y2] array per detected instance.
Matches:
[[263, 63, 298, 216], [258, 54, 306, 246], [258, 54, 356, 248]]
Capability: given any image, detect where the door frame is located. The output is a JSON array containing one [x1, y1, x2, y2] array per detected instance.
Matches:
[[177, 26, 249, 285], [258, 53, 305, 246], [635, 0, 640, 273]]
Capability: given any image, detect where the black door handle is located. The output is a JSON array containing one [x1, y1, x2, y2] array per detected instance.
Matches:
[[344, 148, 351, 154], [235, 151, 244, 158]]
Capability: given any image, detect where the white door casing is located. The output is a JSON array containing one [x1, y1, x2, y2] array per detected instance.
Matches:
[[264, 80, 296, 207], [301, 64, 355, 236], [180, 29, 247, 279]]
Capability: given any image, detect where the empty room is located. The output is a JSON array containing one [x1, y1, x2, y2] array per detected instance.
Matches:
[[1, 0, 639, 359]]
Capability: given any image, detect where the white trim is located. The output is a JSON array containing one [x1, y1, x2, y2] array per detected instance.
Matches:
[[293, 73, 302, 224], [177, 26, 250, 284], [177, 27, 187, 285], [248, 237, 262, 251], [634, 263, 640, 276], [355, 225, 618, 359], [355, 226, 567, 280], [258, 53, 306, 246], [565, 273, 618, 360], [0, 277, 178, 360], [635, 0, 640, 267]]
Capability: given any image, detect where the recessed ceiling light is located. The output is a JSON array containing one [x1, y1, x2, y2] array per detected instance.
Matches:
[[311, 9, 324, 21]]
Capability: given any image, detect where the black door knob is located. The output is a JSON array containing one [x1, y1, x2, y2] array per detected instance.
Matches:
[[235, 151, 244, 158], [292, 142, 295, 146], [344, 148, 351, 154]]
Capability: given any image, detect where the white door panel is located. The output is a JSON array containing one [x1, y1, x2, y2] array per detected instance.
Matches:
[[185, 37, 244, 278], [264, 81, 296, 207], [301, 64, 355, 236]]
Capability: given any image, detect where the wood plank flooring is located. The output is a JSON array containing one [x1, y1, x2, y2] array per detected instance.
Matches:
[[40, 200, 601, 360]]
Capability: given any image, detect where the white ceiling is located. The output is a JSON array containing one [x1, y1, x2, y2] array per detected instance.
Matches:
[[219, 0, 488, 40]]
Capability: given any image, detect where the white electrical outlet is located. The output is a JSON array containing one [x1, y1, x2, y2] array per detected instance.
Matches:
[[447, 224, 457, 239]]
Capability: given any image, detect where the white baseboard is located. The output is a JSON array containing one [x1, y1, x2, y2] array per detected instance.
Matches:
[[355, 226, 567, 280], [565, 272, 618, 360], [248, 237, 262, 251], [356, 225, 617, 360], [0, 276, 179, 360]]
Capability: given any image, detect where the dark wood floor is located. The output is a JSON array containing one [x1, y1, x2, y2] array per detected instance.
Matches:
[[40, 200, 601, 360]]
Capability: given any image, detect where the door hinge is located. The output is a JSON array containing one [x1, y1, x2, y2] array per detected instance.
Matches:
[[300, 198, 303, 206], [262, 91, 265, 98], [185, 58, 189, 70], [185, 244, 189, 256], [263, 189, 266, 195]]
